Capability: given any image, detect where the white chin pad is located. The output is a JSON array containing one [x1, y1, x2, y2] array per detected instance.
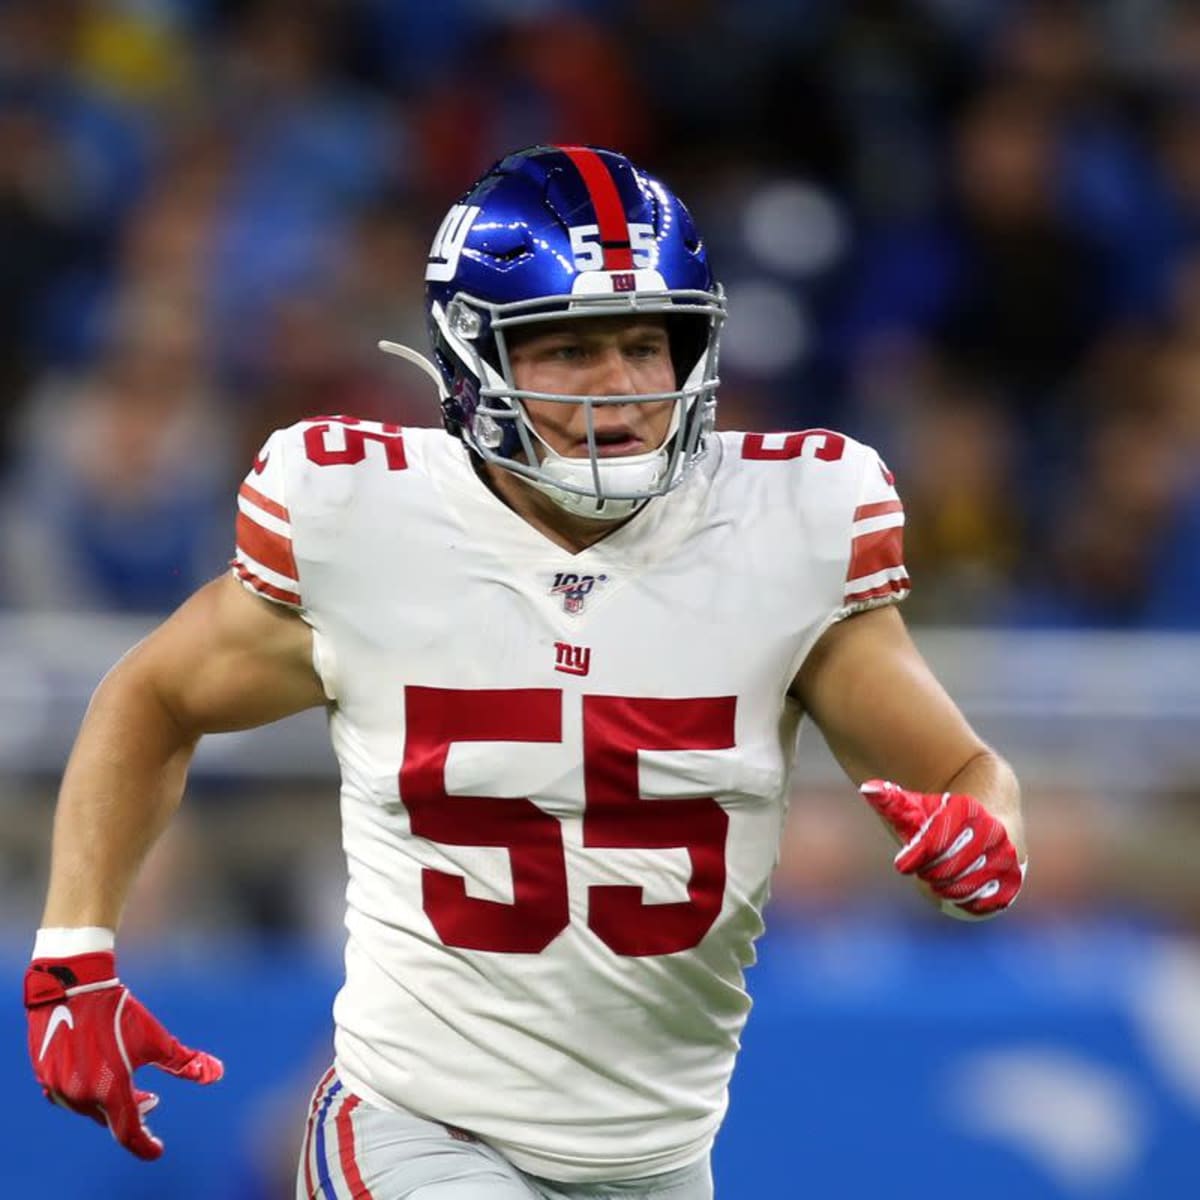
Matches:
[[530, 448, 667, 519]]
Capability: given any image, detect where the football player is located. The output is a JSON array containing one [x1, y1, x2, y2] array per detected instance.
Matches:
[[26, 146, 1026, 1199]]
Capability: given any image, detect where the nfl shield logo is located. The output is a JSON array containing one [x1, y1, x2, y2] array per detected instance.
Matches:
[[548, 571, 608, 615]]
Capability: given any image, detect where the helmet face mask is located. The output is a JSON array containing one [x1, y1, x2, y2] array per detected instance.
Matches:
[[417, 145, 726, 520]]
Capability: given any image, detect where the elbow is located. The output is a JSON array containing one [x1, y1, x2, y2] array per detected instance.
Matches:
[[91, 655, 202, 758]]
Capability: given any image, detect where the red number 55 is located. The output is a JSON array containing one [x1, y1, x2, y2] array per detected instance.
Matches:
[[401, 687, 735, 958]]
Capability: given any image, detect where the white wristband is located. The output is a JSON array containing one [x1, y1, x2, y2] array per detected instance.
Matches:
[[32, 927, 116, 959]]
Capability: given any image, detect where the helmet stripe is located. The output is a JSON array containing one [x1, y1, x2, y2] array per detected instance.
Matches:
[[556, 145, 635, 270]]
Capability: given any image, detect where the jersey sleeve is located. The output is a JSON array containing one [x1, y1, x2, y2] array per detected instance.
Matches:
[[838, 448, 910, 618], [231, 430, 302, 610]]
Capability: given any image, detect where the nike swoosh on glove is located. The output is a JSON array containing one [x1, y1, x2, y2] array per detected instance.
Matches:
[[859, 780, 1026, 920], [25, 951, 223, 1159]]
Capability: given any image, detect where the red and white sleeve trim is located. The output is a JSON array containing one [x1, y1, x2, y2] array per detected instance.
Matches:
[[844, 498, 909, 609], [233, 482, 301, 608]]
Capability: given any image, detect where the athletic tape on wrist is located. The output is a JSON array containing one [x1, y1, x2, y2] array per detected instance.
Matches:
[[32, 927, 117, 959]]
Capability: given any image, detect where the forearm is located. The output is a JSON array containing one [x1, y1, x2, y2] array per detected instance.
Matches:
[[28, 667, 224, 1162], [943, 748, 1025, 861], [41, 665, 199, 931]]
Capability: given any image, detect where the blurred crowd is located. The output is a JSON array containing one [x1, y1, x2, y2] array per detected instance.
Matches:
[[2, 0, 1200, 626]]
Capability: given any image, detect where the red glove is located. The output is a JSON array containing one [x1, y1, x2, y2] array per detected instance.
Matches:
[[25, 950, 223, 1159], [860, 780, 1026, 919]]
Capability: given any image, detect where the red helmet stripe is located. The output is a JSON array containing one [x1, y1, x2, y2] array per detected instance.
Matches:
[[557, 145, 635, 270]]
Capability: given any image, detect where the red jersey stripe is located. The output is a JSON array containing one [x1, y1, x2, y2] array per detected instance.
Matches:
[[848, 525, 904, 582], [239, 481, 289, 523], [557, 145, 635, 270], [853, 499, 904, 523], [335, 1094, 373, 1199], [233, 560, 301, 607], [844, 576, 909, 604], [236, 511, 298, 581]]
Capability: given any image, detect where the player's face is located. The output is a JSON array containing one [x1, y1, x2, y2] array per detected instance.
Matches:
[[507, 316, 676, 458]]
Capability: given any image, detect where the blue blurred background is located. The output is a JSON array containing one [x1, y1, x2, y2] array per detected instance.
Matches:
[[2, 0, 1199, 1195]]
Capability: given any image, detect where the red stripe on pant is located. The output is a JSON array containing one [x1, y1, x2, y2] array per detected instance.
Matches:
[[557, 145, 635, 270], [335, 1094, 373, 1198], [303, 1068, 337, 1199]]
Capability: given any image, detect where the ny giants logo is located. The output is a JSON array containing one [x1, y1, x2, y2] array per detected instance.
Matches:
[[554, 642, 591, 676], [426, 204, 480, 282], [548, 571, 607, 615]]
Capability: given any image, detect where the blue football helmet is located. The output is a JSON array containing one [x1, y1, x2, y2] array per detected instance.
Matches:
[[381, 144, 725, 519]]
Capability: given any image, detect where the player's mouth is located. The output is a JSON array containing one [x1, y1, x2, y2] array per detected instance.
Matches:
[[579, 429, 646, 457]]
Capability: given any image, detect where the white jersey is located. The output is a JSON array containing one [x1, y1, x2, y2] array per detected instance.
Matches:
[[232, 419, 908, 1183]]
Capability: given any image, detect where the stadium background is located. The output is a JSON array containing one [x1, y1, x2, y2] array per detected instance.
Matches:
[[1, 0, 1198, 1194]]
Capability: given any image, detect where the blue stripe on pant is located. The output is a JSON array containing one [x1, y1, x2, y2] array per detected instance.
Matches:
[[315, 1080, 345, 1198]]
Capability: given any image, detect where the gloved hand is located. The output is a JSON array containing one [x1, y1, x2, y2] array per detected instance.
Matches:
[[860, 780, 1026, 920], [25, 950, 223, 1159]]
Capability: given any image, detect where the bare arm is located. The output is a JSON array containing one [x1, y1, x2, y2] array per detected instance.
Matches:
[[41, 572, 328, 931], [792, 604, 1025, 858]]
